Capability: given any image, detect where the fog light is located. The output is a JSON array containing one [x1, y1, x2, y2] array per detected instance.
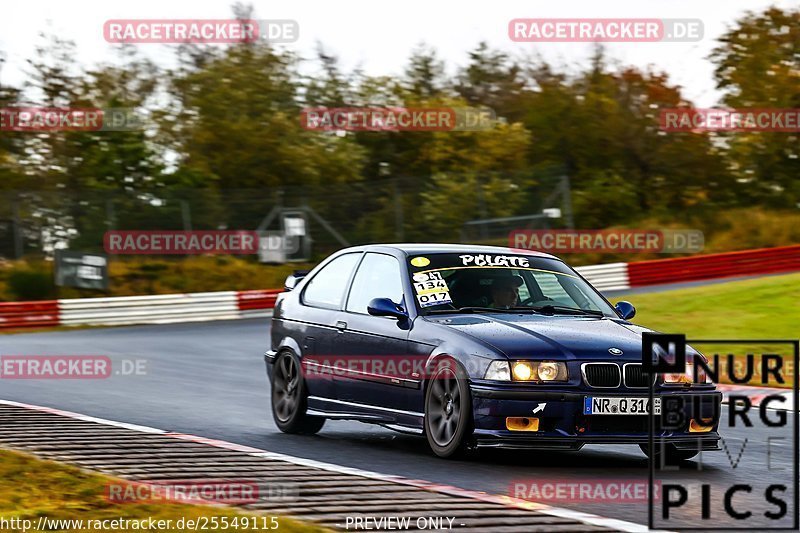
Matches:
[[689, 419, 714, 433], [506, 417, 539, 431]]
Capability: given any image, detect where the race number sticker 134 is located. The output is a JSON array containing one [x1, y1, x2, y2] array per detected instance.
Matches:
[[413, 271, 453, 308]]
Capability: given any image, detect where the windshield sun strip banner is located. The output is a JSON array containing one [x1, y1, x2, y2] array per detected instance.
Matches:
[[412, 265, 580, 279]]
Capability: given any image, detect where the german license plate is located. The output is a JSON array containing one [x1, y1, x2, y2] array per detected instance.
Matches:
[[583, 396, 661, 415]]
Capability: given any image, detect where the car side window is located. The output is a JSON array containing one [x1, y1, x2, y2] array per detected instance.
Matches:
[[346, 253, 404, 314], [530, 271, 600, 310], [531, 271, 572, 303], [515, 270, 531, 301], [302, 253, 361, 309]]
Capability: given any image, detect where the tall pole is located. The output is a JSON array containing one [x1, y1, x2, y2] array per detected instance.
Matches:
[[393, 177, 404, 242], [562, 175, 574, 229], [181, 200, 192, 231], [13, 195, 23, 259]]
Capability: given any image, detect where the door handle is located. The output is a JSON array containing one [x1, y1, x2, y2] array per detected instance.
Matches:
[[335, 320, 347, 330]]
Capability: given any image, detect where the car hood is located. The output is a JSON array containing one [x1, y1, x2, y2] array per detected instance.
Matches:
[[426, 313, 652, 361]]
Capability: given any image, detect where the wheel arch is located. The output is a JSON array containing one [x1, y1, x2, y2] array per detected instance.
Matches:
[[422, 350, 470, 399], [275, 336, 302, 360]]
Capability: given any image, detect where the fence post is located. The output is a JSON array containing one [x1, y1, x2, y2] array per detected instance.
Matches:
[[12, 195, 23, 259], [105, 198, 116, 230], [393, 178, 404, 242], [181, 200, 192, 231], [475, 176, 489, 239], [561, 175, 574, 229]]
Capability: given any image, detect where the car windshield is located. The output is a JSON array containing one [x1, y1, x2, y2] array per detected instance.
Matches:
[[408, 252, 617, 317]]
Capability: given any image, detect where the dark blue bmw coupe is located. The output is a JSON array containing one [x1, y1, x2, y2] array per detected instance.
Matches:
[[266, 244, 721, 461]]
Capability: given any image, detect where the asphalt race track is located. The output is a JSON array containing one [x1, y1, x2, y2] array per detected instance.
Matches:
[[2, 319, 796, 529]]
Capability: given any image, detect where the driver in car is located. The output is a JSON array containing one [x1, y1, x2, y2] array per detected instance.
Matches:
[[489, 274, 524, 308]]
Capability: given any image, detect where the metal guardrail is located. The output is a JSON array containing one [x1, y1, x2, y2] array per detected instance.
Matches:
[[0, 300, 60, 328], [1, 245, 799, 329], [0, 290, 281, 329], [575, 263, 630, 292], [628, 244, 800, 286], [59, 292, 241, 326]]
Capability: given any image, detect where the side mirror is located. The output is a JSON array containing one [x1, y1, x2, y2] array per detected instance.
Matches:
[[615, 301, 636, 320], [284, 270, 310, 291], [284, 275, 298, 291], [367, 298, 408, 320]]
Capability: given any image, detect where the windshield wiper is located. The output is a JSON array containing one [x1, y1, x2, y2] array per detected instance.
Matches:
[[531, 304, 604, 316], [426, 305, 604, 316]]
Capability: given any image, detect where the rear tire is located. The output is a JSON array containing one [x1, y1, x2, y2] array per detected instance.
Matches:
[[639, 443, 699, 466], [271, 351, 325, 435], [424, 359, 472, 458]]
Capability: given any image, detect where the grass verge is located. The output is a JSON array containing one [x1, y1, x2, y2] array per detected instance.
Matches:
[[0, 449, 327, 532], [614, 272, 800, 388]]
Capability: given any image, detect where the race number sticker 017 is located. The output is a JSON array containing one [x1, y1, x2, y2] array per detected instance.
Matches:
[[413, 271, 453, 308]]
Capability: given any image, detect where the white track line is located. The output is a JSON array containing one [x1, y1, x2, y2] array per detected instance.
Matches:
[[0, 399, 166, 433], [0, 399, 659, 532]]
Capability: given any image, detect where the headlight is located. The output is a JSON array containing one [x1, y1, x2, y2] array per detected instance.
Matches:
[[484, 360, 511, 381], [484, 360, 568, 382], [663, 356, 711, 385], [512, 361, 534, 381], [537, 362, 562, 381]]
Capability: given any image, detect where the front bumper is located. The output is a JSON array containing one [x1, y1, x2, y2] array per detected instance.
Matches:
[[470, 382, 722, 450]]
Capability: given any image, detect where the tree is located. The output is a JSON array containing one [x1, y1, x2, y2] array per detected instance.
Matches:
[[517, 49, 731, 227], [710, 7, 800, 207], [455, 42, 527, 122], [404, 44, 448, 100], [0, 52, 25, 189]]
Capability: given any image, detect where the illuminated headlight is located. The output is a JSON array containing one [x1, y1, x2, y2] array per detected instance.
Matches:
[[513, 361, 568, 381], [537, 362, 563, 381], [663, 357, 711, 385], [484, 360, 568, 382], [512, 361, 534, 381]]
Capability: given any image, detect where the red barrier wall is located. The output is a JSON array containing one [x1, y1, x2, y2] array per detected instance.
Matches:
[[236, 289, 282, 310], [0, 300, 61, 328], [627, 244, 800, 287]]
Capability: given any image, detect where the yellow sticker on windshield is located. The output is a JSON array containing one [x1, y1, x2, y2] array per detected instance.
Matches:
[[410, 257, 430, 267], [413, 271, 452, 308]]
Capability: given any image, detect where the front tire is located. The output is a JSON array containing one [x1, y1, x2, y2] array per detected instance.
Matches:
[[424, 360, 472, 458], [271, 351, 325, 435]]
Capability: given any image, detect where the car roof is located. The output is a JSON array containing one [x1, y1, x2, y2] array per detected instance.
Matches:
[[340, 243, 560, 261]]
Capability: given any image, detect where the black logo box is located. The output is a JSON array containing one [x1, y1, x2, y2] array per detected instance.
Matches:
[[643, 337, 799, 531]]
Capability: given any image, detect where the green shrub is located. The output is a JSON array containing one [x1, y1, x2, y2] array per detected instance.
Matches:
[[7, 269, 56, 301]]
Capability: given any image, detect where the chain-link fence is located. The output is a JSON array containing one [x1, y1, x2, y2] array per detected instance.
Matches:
[[0, 171, 573, 262]]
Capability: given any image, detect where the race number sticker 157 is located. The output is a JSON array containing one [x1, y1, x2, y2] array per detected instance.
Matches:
[[413, 271, 453, 308]]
